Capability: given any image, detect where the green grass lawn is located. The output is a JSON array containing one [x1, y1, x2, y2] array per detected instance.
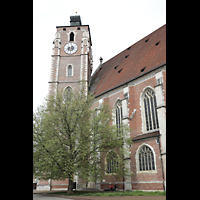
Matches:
[[50, 190, 166, 196]]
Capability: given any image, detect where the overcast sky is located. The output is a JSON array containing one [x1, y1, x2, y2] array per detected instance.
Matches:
[[33, 0, 166, 112]]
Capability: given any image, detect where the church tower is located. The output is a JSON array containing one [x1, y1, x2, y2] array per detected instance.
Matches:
[[48, 15, 93, 97]]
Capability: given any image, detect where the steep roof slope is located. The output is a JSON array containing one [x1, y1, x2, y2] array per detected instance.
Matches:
[[90, 24, 166, 97]]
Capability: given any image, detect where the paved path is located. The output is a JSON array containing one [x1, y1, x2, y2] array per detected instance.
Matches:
[[34, 193, 166, 200], [59, 196, 166, 200], [33, 194, 74, 200], [33, 190, 166, 200]]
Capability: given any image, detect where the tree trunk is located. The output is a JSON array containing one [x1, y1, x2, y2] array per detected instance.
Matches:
[[67, 177, 74, 194]]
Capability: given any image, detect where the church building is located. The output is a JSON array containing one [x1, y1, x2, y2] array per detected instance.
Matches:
[[34, 15, 166, 191]]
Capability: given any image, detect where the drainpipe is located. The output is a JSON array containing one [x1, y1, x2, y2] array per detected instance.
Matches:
[[158, 136, 165, 191]]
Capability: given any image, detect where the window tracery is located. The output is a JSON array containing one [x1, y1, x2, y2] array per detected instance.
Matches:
[[143, 88, 159, 131], [139, 145, 155, 171], [64, 86, 73, 101], [106, 151, 119, 174]]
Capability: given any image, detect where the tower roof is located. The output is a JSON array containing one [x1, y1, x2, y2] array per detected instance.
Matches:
[[89, 24, 166, 97], [70, 15, 82, 26]]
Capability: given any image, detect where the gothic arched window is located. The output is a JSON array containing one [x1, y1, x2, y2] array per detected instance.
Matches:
[[142, 88, 159, 132], [106, 151, 119, 174], [139, 145, 155, 171], [67, 65, 73, 76], [115, 100, 123, 136], [70, 32, 74, 41], [64, 86, 73, 101]]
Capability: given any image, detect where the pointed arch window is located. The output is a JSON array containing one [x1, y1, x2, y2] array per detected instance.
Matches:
[[70, 32, 74, 41], [106, 151, 119, 174], [142, 88, 159, 132], [64, 86, 73, 101], [115, 100, 123, 136], [139, 145, 155, 171]]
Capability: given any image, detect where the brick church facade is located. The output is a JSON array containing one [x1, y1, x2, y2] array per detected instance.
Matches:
[[34, 15, 166, 191]]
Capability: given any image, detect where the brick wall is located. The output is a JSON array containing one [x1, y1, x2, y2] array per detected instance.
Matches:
[[37, 178, 69, 190], [130, 137, 164, 190], [95, 68, 166, 191], [51, 179, 68, 190], [128, 76, 157, 138], [132, 182, 164, 190]]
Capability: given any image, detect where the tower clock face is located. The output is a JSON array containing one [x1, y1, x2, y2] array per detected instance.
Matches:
[[64, 42, 78, 54]]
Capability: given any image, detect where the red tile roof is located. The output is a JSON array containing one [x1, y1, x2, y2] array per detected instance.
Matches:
[[90, 24, 166, 97]]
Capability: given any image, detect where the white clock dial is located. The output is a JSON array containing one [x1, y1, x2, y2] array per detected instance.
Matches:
[[64, 42, 78, 54]]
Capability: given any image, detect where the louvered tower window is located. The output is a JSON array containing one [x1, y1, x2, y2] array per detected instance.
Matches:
[[70, 32, 74, 41]]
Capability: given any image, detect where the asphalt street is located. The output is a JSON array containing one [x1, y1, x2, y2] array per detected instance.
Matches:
[[33, 194, 74, 200]]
